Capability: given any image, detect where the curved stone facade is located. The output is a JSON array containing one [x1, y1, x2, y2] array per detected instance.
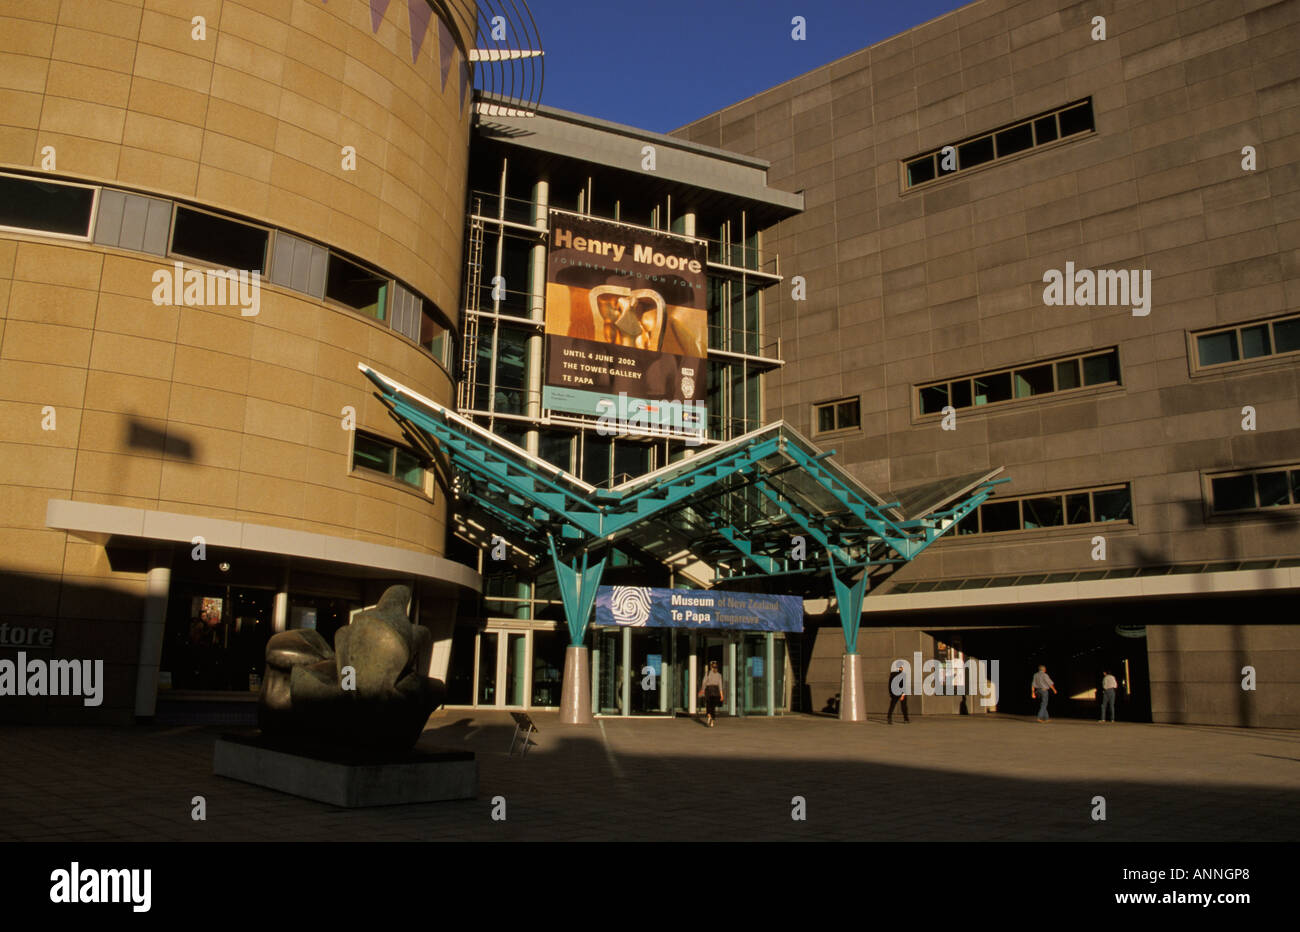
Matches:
[[0, 0, 478, 723], [0, 0, 470, 316]]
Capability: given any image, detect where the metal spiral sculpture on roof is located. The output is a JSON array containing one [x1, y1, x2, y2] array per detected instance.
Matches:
[[436, 0, 545, 115], [346, 1, 544, 115]]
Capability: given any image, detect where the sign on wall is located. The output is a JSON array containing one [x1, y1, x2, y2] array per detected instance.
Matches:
[[594, 586, 804, 633], [543, 211, 708, 434]]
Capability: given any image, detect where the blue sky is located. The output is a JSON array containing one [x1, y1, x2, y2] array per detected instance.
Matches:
[[521, 0, 971, 133]]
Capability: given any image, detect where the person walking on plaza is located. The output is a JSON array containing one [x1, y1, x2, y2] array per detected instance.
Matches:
[[887, 660, 910, 724], [1099, 670, 1118, 722], [699, 660, 725, 727], [1032, 665, 1056, 722]]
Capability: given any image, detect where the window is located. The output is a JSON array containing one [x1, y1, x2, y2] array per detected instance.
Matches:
[[1194, 313, 1300, 370], [0, 173, 95, 237], [351, 432, 428, 493], [948, 484, 1132, 537], [995, 122, 1034, 157], [1209, 465, 1300, 513], [1082, 350, 1120, 385], [902, 99, 1094, 190], [813, 396, 861, 434], [1058, 101, 1095, 136], [171, 205, 268, 271], [326, 253, 388, 320], [919, 348, 1119, 416], [1014, 364, 1054, 398]]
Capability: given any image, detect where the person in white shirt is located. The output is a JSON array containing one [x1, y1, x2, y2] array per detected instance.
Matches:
[[1099, 671, 1118, 722], [1032, 666, 1056, 722]]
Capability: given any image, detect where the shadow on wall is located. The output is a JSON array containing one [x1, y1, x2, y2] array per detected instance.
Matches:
[[1130, 497, 1298, 727], [126, 418, 196, 460]]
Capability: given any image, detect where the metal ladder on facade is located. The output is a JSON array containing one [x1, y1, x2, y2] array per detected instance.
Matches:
[[458, 202, 485, 411]]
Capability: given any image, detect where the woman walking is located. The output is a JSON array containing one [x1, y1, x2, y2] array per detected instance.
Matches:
[[699, 660, 725, 727]]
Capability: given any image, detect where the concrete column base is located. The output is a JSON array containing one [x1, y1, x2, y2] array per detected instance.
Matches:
[[559, 646, 592, 725], [839, 652, 867, 721]]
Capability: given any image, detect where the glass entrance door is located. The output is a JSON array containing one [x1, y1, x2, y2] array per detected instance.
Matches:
[[741, 633, 769, 715], [700, 634, 734, 717]]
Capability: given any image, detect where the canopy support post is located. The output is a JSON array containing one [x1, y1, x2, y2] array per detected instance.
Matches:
[[829, 551, 868, 722], [550, 535, 606, 725]]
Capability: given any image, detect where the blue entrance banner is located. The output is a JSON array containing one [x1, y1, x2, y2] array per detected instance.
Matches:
[[594, 586, 804, 633]]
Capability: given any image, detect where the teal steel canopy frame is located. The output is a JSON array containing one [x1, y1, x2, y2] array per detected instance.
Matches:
[[360, 364, 1008, 651]]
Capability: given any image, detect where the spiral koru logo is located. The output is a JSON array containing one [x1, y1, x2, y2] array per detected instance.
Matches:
[[610, 586, 652, 626]]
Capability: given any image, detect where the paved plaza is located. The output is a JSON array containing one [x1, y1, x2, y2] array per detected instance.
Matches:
[[1, 712, 1296, 842]]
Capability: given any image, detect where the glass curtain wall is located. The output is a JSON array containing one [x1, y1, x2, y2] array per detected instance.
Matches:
[[458, 155, 786, 706]]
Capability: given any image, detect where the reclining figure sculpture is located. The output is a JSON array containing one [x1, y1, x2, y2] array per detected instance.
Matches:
[[257, 585, 445, 752]]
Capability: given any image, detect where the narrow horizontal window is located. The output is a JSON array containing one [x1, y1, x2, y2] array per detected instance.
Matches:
[[171, 206, 268, 272], [920, 348, 1119, 416], [1193, 313, 1300, 370], [901, 99, 1093, 189], [943, 484, 1132, 539], [0, 174, 94, 237]]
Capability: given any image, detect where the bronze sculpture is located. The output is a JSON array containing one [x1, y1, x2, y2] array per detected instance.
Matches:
[[257, 586, 445, 752]]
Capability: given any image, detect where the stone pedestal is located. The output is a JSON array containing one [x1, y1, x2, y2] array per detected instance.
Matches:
[[839, 652, 867, 721], [559, 645, 591, 724], [213, 734, 476, 807]]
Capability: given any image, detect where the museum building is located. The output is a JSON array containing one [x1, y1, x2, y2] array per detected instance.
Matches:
[[675, 0, 1300, 726], [3, 0, 1297, 729]]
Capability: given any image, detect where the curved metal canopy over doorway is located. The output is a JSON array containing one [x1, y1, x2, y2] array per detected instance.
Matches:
[[360, 363, 1007, 721]]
